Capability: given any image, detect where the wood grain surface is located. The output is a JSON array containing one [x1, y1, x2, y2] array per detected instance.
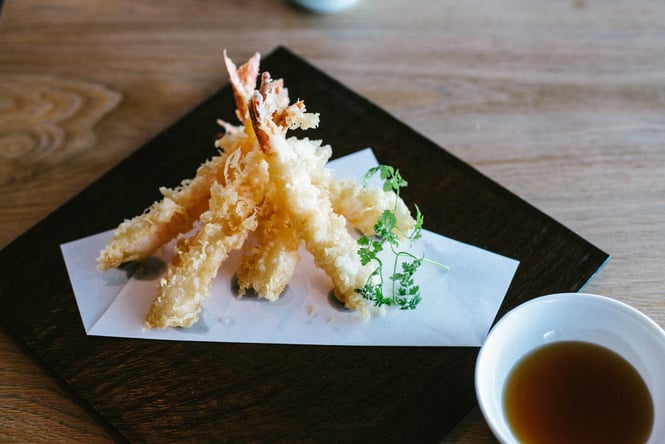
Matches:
[[1, 0, 664, 442]]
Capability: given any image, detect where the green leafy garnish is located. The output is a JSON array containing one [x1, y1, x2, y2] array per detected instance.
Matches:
[[355, 165, 446, 311]]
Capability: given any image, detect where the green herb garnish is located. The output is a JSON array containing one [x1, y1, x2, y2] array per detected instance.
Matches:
[[355, 165, 446, 310]]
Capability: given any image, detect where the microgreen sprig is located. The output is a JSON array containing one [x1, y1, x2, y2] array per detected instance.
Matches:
[[355, 165, 446, 311]]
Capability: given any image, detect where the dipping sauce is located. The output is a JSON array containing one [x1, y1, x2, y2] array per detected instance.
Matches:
[[503, 341, 654, 444]]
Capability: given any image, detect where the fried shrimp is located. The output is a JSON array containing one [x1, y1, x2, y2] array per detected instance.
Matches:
[[97, 52, 260, 270], [96, 155, 223, 270], [223, 50, 260, 123], [235, 195, 300, 302], [250, 73, 371, 318], [98, 52, 420, 327], [97, 55, 263, 271], [97, 128, 254, 270], [328, 178, 415, 237], [145, 150, 269, 328], [235, 138, 331, 301]]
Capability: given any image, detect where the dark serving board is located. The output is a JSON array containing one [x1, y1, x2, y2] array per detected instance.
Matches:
[[0, 47, 608, 442]]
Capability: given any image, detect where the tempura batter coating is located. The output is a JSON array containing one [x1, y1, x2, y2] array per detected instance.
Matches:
[[250, 73, 371, 318], [97, 53, 262, 271], [97, 156, 220, 270], [145, 150, 269, 328], [235, 194, 300, 301], [97, 126, 257, 270], [235, 138, 330, 301], [328, 178, 415, 237], [235, 137, 416, 301], [99, 52, 421, 327]]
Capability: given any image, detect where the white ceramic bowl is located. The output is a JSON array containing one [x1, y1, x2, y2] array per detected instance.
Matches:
[[475, 293, 665, 444], [290, 0, 359, 14]]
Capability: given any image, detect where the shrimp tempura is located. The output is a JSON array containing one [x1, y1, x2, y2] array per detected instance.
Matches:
[[97, 53, 262, 270], [249, 73, 371, 318], [98, 52, 420, 327], [145, 150, 269, 328]]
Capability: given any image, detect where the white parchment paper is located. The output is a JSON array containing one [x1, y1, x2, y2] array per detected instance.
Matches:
[[61, 149, 519, 346]]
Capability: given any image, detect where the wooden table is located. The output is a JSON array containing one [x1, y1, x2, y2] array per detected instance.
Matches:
[[1, 0, 664, 441]]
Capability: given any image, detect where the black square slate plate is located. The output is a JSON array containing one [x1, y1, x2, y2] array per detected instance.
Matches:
[[0, 46, 608, 442]]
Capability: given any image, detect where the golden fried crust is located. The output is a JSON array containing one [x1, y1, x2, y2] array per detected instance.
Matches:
[[328, 178, 415, 237], [96, 126, 254, 270], [99, 52, 418, 328], [145, 151, 269, 328], [235, 138, 330, 302], [249, 79, 371, 318], [236, 197, 300, 301]]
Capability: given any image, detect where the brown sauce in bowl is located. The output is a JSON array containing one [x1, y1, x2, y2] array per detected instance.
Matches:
[[503, 341, 654, 444]]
